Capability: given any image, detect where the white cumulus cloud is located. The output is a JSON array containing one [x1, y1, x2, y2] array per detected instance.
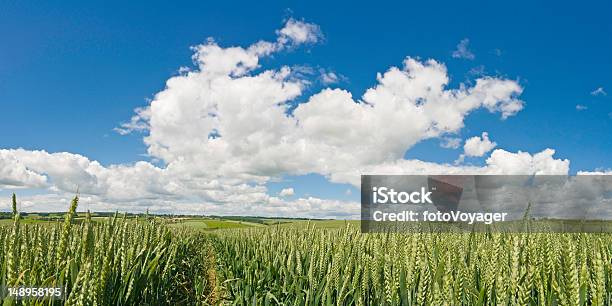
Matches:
[[279, 188, 295, 197], [452, 38, 475, 60], [440, 137, 462, 149], [331, 148, 569, 186], [0, 150, 48, 188], [319, 69, 346, 85], [0, 18, 579, 217], [591, 87, 607, 96], [464, 132, 497, 157], [277, 18, 322, 46]]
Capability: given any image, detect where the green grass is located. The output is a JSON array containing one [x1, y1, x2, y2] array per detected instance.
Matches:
[[0, 218, 53, 225], [275, 219, 359, 229], [167, 219, 252, 230], [1, 217, 351, 228]]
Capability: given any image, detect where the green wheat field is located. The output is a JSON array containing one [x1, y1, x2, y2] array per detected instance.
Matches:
[[1, 195, 611, 305]]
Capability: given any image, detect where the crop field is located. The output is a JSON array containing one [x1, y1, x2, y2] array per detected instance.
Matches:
[[1, 195, 611, 305], [167, 219, 259, 230]]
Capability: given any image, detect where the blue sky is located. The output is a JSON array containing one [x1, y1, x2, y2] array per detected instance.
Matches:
[[0, 1, 610, 212]]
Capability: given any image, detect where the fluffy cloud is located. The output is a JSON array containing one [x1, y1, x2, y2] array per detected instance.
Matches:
[[0, 150, 47, 188], [576, 104, 588, 111], [452, 38, 475, 60], [0, 18, 576, 217], [277, 18, 322, 45], [329, 148, 569, 186], [440, 137, 462, 149], [118, 33, 524, 187], [320, 70, 340, 85], [1, 149, 174, 201], [591, 87, 607, 96], [577, 169, 612, 175], [279, 188, 295, 197], [0, 190, 358, 219], [463, 132, 497, 157], [484, 149, 569, 175]]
